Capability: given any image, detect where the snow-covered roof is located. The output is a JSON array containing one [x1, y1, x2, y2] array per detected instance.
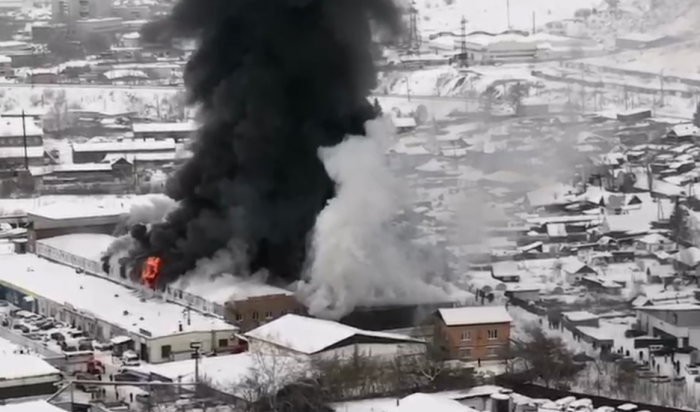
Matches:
[[438, 306, 512, 326], [525, 183, 574, 207], [0, 55, 10, 64], [29, 202, 126, 220], [394, 393, 480, 412], [560, 259, 586, 275], [38, 233, 116, 261], [173, 274, 293, 304], [72, 139, 176, 153], [638, 303, 700, 312], [0, 401, 67, 412], [244, 314, 422, 355], [132, 352, 308, 400], [0, 354, 59, 380], [0, 252, 236, 339], [392, 117, 417, 128], [121, 31, 141, 40], [636, 233, 670, 245], [103, 151, 190, 163], [669, 123, 700, 138], [31, 163, 115, 175], [481, 170, 526, 184], [562, 311, 598, 322], [132, 121, 197, 134], [106, 69, 150, 80], [0, 146, 44, 159]]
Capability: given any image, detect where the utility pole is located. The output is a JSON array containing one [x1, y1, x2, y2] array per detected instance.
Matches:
[[506, 0, 511, 29], [408, 1, 419, 49], [659, 70, 665, 107], [21, 110, 28, 170], [190, 340, 202, 393], [405, 77, 411, 101], [460, 16, 467, 67], [532, 11, 536, 34]]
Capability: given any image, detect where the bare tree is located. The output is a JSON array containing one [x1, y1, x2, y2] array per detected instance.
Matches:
[[505, 324, 583, 389]]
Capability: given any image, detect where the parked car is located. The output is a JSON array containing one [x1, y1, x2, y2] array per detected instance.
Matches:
[[685, 365, 699, 375]]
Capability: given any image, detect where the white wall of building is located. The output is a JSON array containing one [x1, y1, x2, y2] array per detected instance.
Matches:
[[148, 330, 237, 364], [249, 339, 424, 361]]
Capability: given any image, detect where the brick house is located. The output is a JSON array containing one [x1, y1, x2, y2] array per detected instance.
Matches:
[[436, 306, 512, 361]]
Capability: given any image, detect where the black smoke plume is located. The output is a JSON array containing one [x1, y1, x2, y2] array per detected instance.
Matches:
[[117, 0, 400, 287]]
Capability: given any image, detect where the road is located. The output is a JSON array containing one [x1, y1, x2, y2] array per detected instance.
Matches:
[[0, 81, 476, 102]]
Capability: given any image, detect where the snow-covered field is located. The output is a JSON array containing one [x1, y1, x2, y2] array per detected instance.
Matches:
[[410, 0, 602, 35]]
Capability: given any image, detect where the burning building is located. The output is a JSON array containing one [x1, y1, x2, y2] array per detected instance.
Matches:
[[103, 0, 461, 321]]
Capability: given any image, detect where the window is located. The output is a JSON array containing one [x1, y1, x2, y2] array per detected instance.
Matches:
[[235, 312, 243, 321], [487, 329, 498, 340], [672, 313, 678, 324], [252, 311, 259, 321], [486, 346, 499, 357], [218, 339, 228, 348], [460, 331, 471, 341], [161, 345, 172, 360], [458, 347, 472, 359], [265, 311, 273, 319]]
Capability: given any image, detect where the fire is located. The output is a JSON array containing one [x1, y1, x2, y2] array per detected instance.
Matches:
[[141, 257, 161, 289]]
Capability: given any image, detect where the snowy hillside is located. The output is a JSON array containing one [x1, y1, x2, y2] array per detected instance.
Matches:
[[405, 0, 696, 39], [409, 0, 603, 35]]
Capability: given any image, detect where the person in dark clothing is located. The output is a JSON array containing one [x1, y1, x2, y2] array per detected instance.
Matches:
[[130, 393, 134, 403]]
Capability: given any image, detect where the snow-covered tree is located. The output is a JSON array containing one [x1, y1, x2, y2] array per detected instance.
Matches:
[[670, 199, 692, 246], [693, 102, 700, 129]]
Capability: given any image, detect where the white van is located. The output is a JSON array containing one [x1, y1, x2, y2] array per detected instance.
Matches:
[[122, 350, 140, 366]]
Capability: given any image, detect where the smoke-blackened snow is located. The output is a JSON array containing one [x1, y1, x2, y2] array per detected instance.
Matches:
[[110, 0, 401, 288]]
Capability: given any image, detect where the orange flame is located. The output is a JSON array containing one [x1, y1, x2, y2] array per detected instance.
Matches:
[[141, 257, 161, 289]]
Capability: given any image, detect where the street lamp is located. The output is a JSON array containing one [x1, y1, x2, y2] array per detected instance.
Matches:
[[190, 340, 202, 388]]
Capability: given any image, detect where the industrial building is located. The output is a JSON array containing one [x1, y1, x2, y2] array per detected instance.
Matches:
[[244, 314, 425, 360], [132, 122, 197, 142], [26, 203, 125, 254], [0, 353, 62, 400], [71, 139, 177, 164], [0, 251, 239, 364]]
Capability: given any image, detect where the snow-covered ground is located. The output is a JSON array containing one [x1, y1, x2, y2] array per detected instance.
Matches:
[[410, 0, 602, 36]]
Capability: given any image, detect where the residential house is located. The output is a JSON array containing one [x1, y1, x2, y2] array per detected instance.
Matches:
[[0, 117, 45, 170], [667, 123, 700, 142], [436, 306, 512, 361], [562, 311, 600, 328], [560, 259, 596, 284], [635, 233, 674, 253], [637, 303, 700, 348], [504, 285, 540, 302], [580, 276, 623, 295], [392, 117, 417, 134]]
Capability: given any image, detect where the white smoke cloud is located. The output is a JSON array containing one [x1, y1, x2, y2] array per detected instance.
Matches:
[[299, 118, 458, 320], [173, 239, 250, 290], [125, 194, 177, 227]]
